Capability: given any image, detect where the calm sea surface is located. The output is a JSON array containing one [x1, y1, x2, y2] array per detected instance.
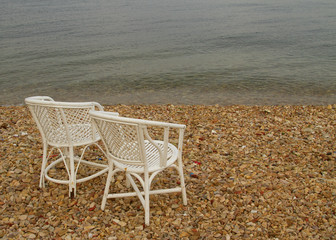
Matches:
[[1, 0, 335, 105]]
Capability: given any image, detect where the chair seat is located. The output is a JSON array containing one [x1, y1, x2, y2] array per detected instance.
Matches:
[[113, 140, 178, 173], [48, 124, 101, 147]]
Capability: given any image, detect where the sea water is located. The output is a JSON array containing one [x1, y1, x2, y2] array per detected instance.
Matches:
[[1, 0, 335, 105]]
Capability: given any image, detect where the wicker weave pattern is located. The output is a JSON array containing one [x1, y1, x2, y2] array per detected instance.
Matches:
[[145, 141, 173, 167], [90, 111, 187, 226], [94, 119, 141, 163], [25, 96, 113, 197], [32, 105, 96, 145]]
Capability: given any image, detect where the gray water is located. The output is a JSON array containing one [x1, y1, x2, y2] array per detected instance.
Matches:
[[1, 0, 336, 106]]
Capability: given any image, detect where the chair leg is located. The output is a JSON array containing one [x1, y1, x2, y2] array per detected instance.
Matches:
[[39, 142, 48, 188], [125, 172, 150, 225], [69, 147, 76, 197], [177, 161, 187, 205], [144, 172, 150, 226], [101, 163, 114, 210]]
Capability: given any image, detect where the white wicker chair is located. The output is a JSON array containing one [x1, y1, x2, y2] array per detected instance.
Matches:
[[90, 110, 187, 225], [25, 96, 118, 197]]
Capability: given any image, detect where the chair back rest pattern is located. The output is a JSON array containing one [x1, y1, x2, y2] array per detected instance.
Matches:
[[91, 110, 186, 168], [25, 96, 101, 146], [91, 115, 145, 166]]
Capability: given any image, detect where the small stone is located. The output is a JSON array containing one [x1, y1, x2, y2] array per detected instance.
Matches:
[[19, 215, 28, 221], [135, 225, 143, 231], [112, 219, 127, 227], [84, 225, 95, 231], [1, 105, 336, 239], [302, 128, 314, 133], [179, 231, 190, 237], [172, 218, 181, 225], [27, 234, 36, 239], [38, 231, 49, 237], [172, 204, 179, 209], [64, 235, 72, 240]]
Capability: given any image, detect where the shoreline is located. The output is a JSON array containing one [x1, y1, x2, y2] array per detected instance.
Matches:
[[1, 105, 335, 238], [1, 102, 336, 108], [1, 88, 336, 107]]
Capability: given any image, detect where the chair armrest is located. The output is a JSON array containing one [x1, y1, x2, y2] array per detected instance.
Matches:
[[140, 119, 186, 129], [89, 110, 183, 129], [99, 111, 119, 116]]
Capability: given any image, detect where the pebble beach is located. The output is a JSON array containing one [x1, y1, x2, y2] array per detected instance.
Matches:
[[0, 104, 335, 239]]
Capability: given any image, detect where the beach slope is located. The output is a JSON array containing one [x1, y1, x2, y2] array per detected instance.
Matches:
[[0, 105, 335, 238]]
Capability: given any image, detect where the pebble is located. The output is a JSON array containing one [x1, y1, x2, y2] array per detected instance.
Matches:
[[0, 105, 335, 239]]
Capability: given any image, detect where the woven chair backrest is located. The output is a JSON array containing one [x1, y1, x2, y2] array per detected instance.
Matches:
[[26, 97, 98, 145], [92, 116, 144, 165], [91, 111, 186, 168]]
